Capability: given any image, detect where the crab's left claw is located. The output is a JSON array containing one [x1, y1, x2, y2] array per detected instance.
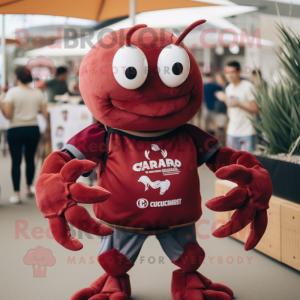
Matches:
[[206, 164, 272, 250]]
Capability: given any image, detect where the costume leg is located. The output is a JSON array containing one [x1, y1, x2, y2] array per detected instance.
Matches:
[[71, 228, 147, 300], [157, 225, 233, 300]]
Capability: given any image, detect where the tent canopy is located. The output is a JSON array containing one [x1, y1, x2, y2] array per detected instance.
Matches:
[[0, 0, 232, 21]]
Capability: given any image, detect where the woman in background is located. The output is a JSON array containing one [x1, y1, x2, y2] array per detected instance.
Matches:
[[0, 67, 48, 204]]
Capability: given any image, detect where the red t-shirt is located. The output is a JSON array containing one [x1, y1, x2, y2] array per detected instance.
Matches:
[[63, 123, 219, 233]]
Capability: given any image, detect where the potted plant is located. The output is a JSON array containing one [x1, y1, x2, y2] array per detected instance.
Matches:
[[251, 23, 300, 204]]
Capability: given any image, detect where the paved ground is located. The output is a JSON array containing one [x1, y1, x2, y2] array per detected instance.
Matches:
[[0, 152, 299, 300]]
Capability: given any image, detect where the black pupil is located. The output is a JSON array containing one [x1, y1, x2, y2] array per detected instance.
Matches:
[[172, 62, 183, 75], [125, 67, 137, 80]]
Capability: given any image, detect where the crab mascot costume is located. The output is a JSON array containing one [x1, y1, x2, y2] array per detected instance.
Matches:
[[36, 20, 273, 300]]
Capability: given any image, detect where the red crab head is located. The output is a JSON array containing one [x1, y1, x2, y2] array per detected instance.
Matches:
[[79, 20, 205, 132]]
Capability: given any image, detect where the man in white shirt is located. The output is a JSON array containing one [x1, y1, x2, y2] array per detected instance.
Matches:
[[216, 61, 259, 152]]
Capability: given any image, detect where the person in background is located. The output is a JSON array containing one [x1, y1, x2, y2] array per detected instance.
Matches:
[[213, 73, 228, 145], [0, 67, 48, 204], [215, 61, 259, 153], [203, 72, 223, 135], [45, 66, 68, 103]]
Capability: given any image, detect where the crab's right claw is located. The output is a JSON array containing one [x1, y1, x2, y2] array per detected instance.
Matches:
[[36, 155, 113, 251]]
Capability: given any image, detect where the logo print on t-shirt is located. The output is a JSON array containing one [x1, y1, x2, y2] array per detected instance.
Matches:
[[145, 144, 168, 160], [138, 175, 170, 195], [133, 144, 181, 176], [136, 198, 149, 209]]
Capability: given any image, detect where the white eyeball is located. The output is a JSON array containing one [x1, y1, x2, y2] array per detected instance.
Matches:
[[157, 44, 190, 88], [112, 45, 148, 90]]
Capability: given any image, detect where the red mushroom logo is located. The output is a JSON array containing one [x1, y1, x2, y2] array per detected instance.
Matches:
[[23, 246, 56, 277]]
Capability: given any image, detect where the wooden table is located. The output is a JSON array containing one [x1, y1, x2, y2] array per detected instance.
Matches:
[[215, 180, 300, 271]]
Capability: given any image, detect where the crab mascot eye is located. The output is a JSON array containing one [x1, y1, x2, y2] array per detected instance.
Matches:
[[113, 24, 148, 90], [157, 45, 190, 88], [158, 20, 206, 88]]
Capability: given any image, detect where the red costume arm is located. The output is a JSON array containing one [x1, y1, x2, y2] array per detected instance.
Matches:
[[205, 147, 273, 250], [184, 124, 220, 166]]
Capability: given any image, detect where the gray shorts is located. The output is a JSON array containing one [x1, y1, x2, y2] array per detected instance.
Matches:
[[99, 225, 197, 264]]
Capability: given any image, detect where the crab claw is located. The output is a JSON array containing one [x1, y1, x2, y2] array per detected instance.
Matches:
[[36, 152, 114, 251], [49, 217, 83, 251], [206, 161, 272, 251], [65, 206, 114, 237]]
